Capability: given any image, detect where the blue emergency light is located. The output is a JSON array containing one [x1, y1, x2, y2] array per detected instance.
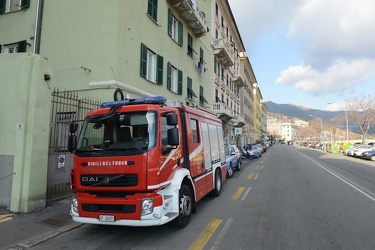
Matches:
[[100, 96, 167, 108]]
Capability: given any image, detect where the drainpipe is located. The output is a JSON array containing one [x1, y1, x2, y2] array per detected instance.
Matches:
[[33, 0, 44, 54]]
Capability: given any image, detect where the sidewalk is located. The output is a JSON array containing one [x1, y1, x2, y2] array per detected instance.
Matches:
[[0, 196, 82, 250]]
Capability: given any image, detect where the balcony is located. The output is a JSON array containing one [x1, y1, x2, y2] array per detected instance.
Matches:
[[231, 111, 245, 127], [212, 39, 233, 68], [167, 0, 208, 38], [213, 103, 233, 121], [233, 70, 244, 87]]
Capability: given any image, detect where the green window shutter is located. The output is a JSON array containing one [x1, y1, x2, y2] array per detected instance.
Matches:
[[148, 0, 158, 21], [18, 40, 27, 53], [156, 55, 163, 85], [0, 0, 5, 14], [167, 62, 171, 90], [21, 0, 30, 9], [168, 9, 172, 37], [140, 43, 147, 78], [178, 70, 183, 95], [200, 48, 204, 64], [214, 58, 217, 74], [178, 21, 183, 46]]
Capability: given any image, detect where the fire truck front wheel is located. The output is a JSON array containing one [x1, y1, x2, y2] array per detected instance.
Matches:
[[173, 184, 192, 228]]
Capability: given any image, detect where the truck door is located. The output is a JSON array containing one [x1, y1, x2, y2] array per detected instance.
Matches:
[[201, 122, 212, 195]]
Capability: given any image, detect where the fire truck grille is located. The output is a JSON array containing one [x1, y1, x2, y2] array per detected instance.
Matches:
[[80, 174, 138, 187], [82, 203, 136, 213]]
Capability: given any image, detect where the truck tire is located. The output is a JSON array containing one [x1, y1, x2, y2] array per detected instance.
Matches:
[[211, 169, 222, 197], [173, 184, 192, 228]]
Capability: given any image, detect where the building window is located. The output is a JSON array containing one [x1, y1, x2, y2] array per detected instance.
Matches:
[[0, 0, 30, 14], [187, 77, 197, 99], [140, 43, 163, 85], [199, 86, 208, 106], [3, 40, 27, 53], [191, 119, 199, 143], [167, 62, 182, 95], [215, 89, 220, 102], [187, 33, 196, 58], [199, 48, 204, 66], [168, 9, 183, 46], [215, 3, 218, 17], [147, 0, 158, 21]]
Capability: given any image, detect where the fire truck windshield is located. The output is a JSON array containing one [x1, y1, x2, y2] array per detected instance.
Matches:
[[76, 111, 157, 156]]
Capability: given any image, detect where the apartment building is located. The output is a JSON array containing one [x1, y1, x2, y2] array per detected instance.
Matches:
[[210, 0, 246, 145], [0, 0, 263, 211], [239, 52, 255, 145]]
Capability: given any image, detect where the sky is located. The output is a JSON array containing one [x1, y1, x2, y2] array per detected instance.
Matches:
[[228, 0, 375, 111]]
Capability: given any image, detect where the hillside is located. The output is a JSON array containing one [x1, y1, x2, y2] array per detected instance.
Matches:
[[265, 101, 341, 122]]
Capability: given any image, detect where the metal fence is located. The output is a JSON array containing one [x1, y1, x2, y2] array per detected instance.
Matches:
[[47, 89, 102, 200], [48, 88, 102, 153]]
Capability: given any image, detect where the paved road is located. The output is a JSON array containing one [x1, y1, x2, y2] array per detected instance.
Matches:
[[28, 144, 375, 250]]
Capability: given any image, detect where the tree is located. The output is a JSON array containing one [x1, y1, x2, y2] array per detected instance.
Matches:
[[297, 126, 310, 141], [327, 115, 345, 141], [309, 119, 322, 141], [345, 93, 375, 144]]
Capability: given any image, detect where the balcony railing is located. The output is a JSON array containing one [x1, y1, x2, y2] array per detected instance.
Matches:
[[233, 70, 244, 87], [212, 39, 233, 68], [231, 111, 245, 126], [167, 0, 208, 38], [213, 103, 233, 121]]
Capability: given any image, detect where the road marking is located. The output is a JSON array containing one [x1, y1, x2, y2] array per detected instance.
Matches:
[[0, 214, 13, 223], [247, 173, 255, 179], [210, 218, 233, 250], [260, 165, 264, 170], [241, 187, 252, 200], [255, 166, 260, 170], [189, 219, 222, 250], [298, 151, 375, 202], [231, 187, 245, 200], [254, 173, 259, 180]]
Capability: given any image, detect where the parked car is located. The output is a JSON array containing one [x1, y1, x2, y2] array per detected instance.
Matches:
[[225, 145, 241, 178], [287, 140, 293, 145], [230, 144, 242, 167], [346, 145, 367, 156], [247, 144, 262, 158], [361, 150, 375, 161], [352, 145, 375, 157]]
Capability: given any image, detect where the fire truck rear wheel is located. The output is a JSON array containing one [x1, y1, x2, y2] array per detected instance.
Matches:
[[211, 169, 222, 197], [173, 184, 192, 228]]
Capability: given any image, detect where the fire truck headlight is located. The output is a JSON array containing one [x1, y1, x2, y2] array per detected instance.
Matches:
[[72, 197, 78, 213], [141, 198, 154, 216]]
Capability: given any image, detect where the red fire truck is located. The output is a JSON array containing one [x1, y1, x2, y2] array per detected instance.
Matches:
[[69, 94, 226, 228]]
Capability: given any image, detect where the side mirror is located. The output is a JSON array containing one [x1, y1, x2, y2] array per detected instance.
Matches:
[[166, 114, 178, 126], [69, 122, 78, 134], [167, 127, 179, 146], [68, 135, 77, 152]]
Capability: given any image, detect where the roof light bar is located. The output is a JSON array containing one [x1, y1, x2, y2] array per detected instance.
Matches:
[[100, 96, 167, 108]]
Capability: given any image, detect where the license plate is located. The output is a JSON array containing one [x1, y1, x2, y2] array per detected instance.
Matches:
[[99, 215, 115, 222]]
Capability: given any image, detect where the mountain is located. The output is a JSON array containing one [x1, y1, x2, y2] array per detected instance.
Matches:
[[265, 101, 341, 122]]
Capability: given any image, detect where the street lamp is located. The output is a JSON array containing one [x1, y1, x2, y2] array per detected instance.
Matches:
[[327, 102, 349, 141], [310, 115, 323, 141]]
